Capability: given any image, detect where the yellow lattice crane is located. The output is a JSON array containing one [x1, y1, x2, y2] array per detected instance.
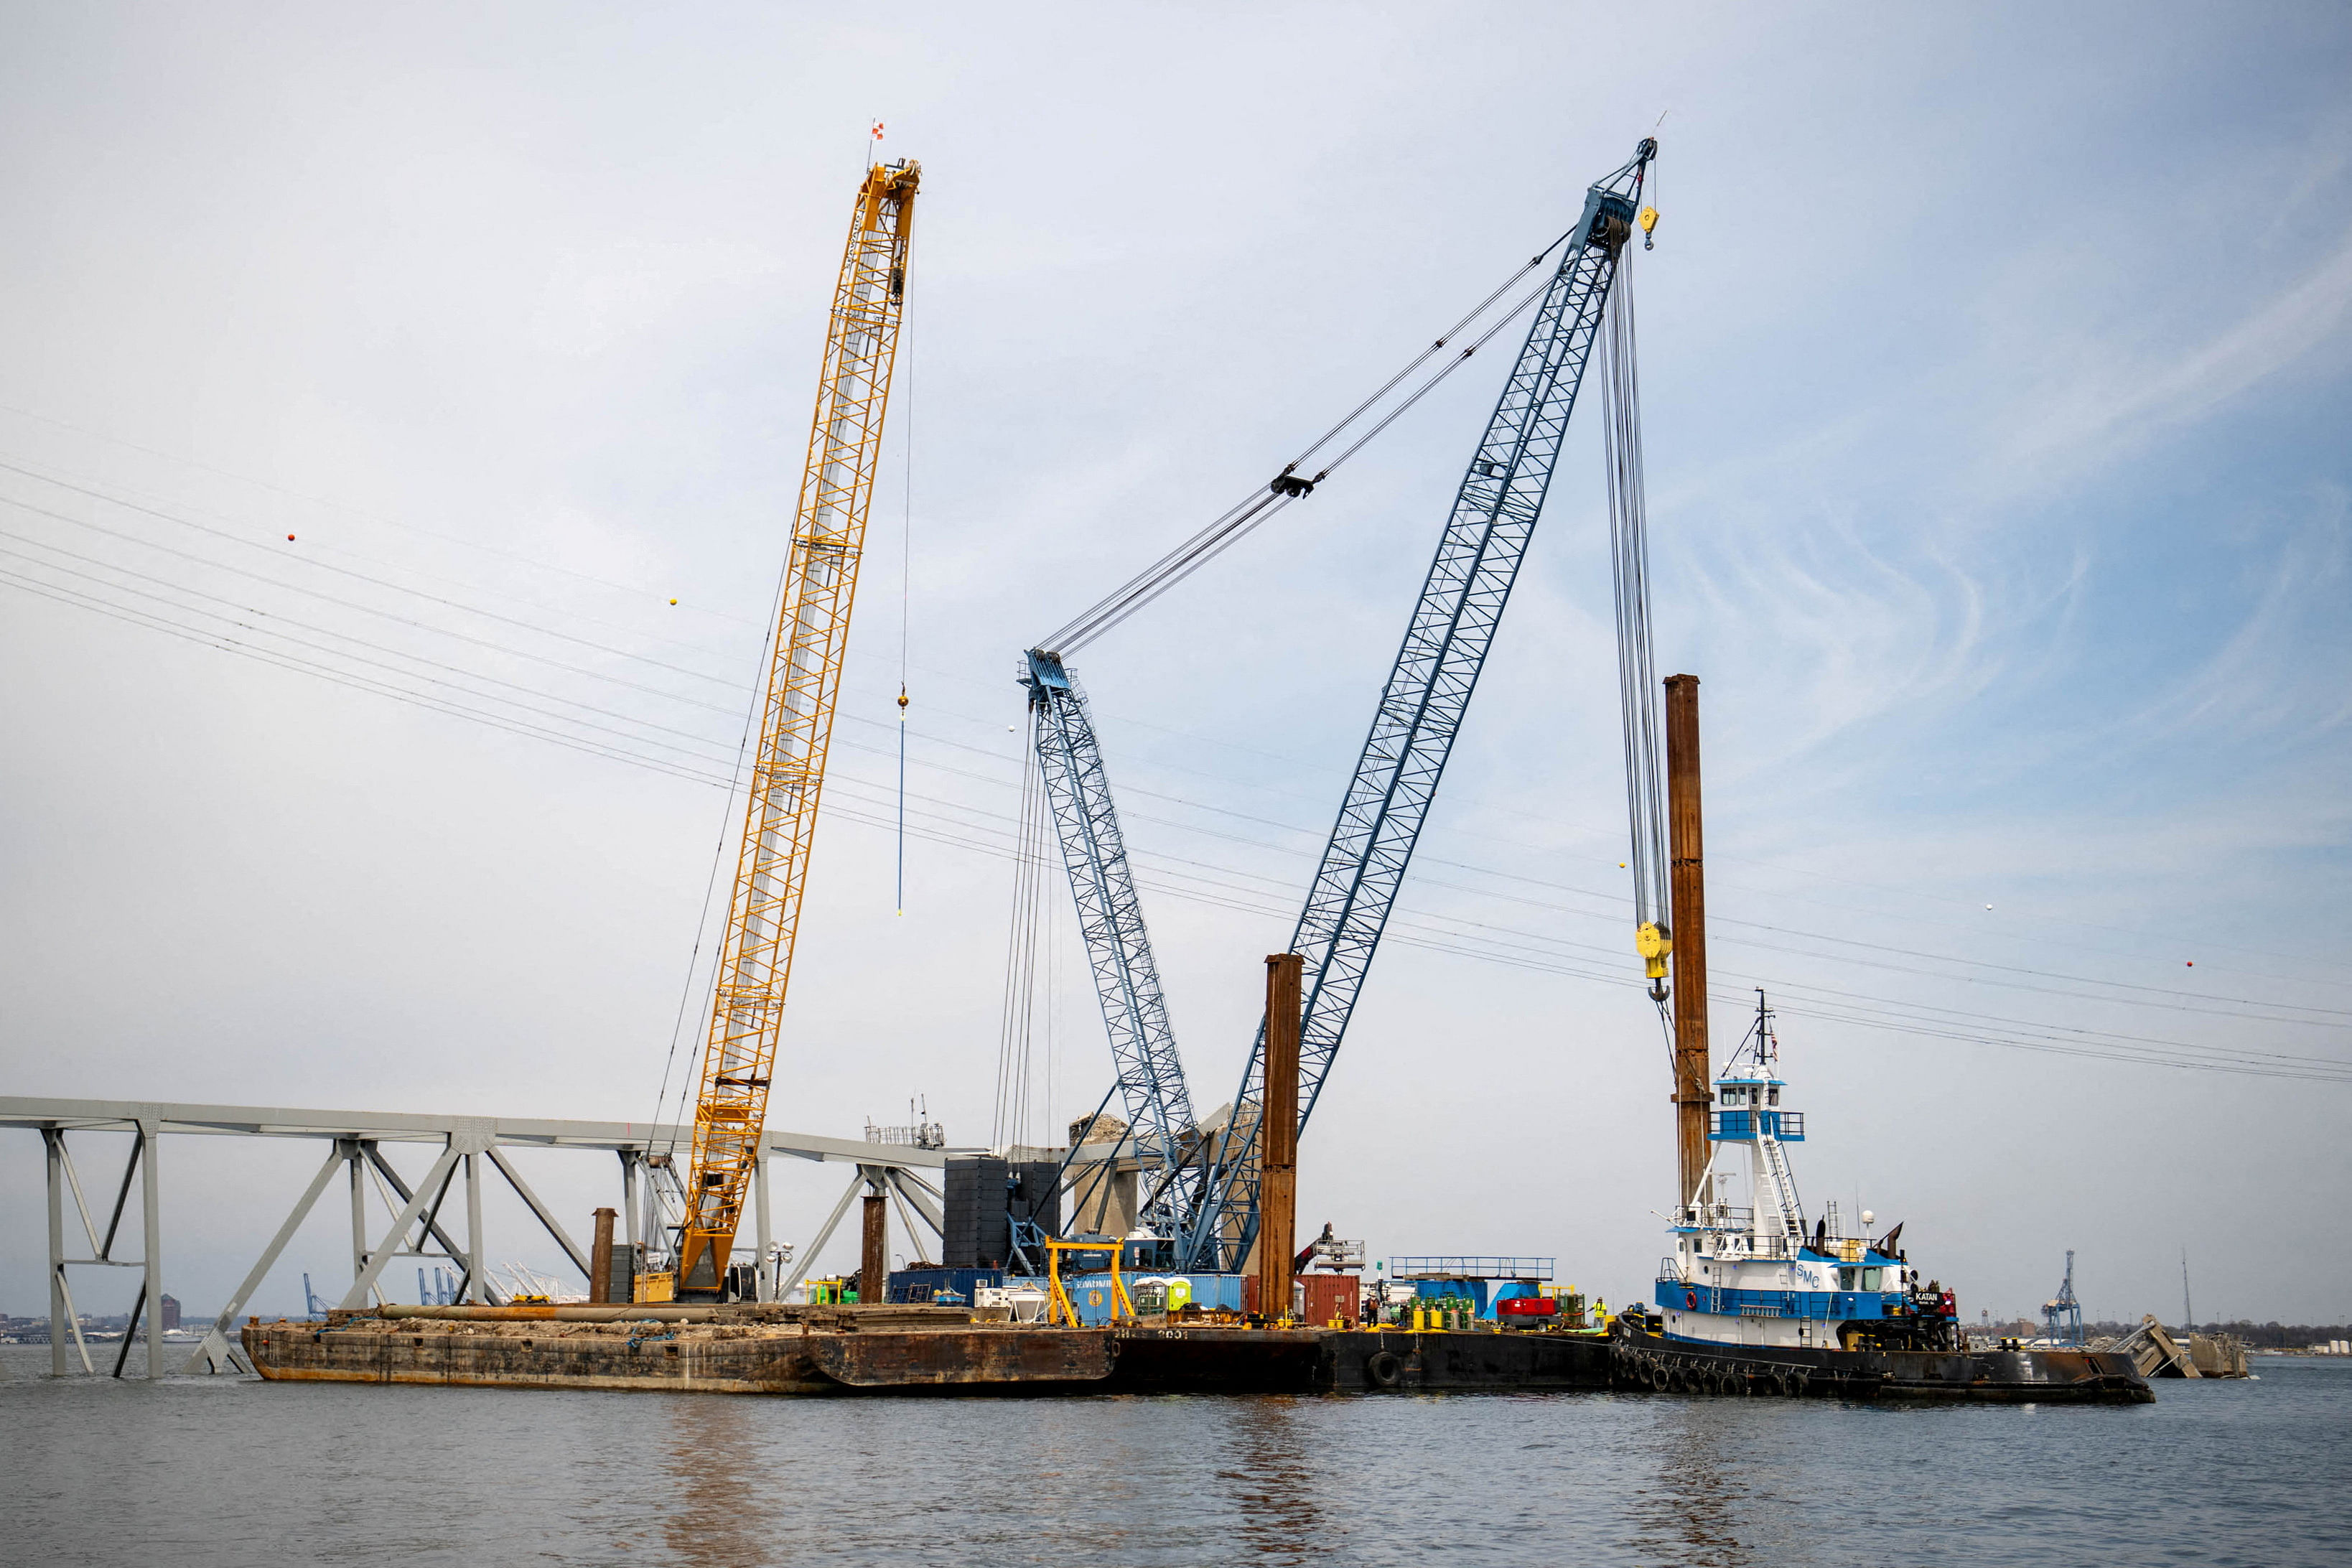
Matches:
[[675, 157, 919, 1297]]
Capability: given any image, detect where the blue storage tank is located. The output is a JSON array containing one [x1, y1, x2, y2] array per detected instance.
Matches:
[[1413, 1277, 1494, 1317]]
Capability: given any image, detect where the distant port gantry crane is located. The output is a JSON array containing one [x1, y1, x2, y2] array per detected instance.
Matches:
[[2045, 1250, 2084, 1346]]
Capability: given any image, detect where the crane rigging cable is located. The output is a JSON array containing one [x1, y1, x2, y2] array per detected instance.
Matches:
[[1597, 251, 1675, 1004], [1040, 227, 1588, 658], [992, 740, 1055, 1149]]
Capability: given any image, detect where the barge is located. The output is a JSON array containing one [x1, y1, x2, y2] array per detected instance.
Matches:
[[243, 1301, 2144, 1401], [239, 1304, 1617, 1396]]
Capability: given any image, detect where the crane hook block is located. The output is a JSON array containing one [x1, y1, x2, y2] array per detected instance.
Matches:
[[1638, 205, 1659, 251], [1635, 920, 1673, 980]]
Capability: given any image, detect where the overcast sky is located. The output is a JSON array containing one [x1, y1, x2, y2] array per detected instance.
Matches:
[[3, 3, 2348, 1330]]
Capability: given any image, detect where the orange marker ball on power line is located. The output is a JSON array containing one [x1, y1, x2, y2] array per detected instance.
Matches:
[[286, 534, 296, 541]]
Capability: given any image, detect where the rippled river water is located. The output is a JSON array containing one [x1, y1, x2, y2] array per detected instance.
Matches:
[[4, 1345, 2346, 1565]]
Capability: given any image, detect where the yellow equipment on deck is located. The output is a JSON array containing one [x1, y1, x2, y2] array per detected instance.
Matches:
[[1045, 1239, 1135, 1327], [675, 157, 920, 1295]]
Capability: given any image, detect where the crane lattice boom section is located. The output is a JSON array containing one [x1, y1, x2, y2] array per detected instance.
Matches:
[[1182, 143, 1652, 1271], [678, 159, 918, 1291], [1022, 650, 1199, 1233]]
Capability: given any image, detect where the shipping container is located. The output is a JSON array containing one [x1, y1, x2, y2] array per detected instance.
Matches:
[[1241, 1273, 1360, 1324], [1302, 1272, 1361, 1326]]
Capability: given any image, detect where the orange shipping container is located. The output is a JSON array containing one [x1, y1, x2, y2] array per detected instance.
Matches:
[[1303, 1273, 1361, 1326], [1245, 1273, 1361, 1323]]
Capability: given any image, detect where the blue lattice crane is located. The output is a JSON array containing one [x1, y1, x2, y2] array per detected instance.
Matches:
[[1019, 139, 1658, 1271], [1179, 140, 1656, 1269], [1021, 649, 1200, 1240]]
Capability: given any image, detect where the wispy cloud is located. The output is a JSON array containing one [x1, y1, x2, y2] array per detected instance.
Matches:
[[1992, 225, 2352, 487]]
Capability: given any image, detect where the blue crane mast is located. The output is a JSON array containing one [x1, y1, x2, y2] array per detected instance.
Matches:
[[1020, 648, 1200, 1238], [1180, 140, 1656, 1270]]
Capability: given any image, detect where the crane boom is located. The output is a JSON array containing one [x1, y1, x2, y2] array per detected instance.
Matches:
[[1181, 140, 1654, 1270], [1022, 649, 1200, 1236], [676, 158, 919, 1295]]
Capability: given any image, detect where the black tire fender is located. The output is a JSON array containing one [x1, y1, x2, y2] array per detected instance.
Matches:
[[1365, 1350, 1402, 1389]]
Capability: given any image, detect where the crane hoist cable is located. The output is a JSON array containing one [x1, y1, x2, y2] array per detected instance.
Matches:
[[672, 157, 919, 1297], [1598, 246, 1674, 1004]]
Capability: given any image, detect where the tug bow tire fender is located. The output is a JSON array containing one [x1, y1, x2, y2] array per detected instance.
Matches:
[[1365, 1350, 1403, 1389]]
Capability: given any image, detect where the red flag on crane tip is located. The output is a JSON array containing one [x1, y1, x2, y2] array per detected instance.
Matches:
[[872, 121, 885, 140]]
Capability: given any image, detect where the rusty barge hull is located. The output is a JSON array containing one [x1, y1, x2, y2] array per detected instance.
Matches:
[[240, 1315, 1618, 1396], [241, 1318, 1119, 1396], [242, 1316, 2148, 1402]]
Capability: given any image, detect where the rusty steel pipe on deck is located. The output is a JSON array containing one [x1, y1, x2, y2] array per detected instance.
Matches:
[[1257, 952, 1304, 1324], [1664, 673, 1712, 1210]]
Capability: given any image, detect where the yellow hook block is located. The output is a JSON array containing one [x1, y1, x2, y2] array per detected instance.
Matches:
[[1635, 920, 1673, 979]]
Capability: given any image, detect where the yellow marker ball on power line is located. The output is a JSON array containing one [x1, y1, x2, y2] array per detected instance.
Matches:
[[668, 597, 678, 605]]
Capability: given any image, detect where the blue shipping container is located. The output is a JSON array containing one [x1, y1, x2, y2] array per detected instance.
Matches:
[[1062, 1271, 1248, 1325]]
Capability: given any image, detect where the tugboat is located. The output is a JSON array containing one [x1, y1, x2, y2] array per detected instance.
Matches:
[[1610, 992, 2152, 1402]]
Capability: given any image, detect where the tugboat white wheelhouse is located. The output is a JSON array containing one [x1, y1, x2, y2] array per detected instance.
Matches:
[[1653, 992, 1960, 1353]]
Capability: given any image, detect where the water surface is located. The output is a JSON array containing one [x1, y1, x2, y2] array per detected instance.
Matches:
[[4, 1345, 2344, 1565]]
